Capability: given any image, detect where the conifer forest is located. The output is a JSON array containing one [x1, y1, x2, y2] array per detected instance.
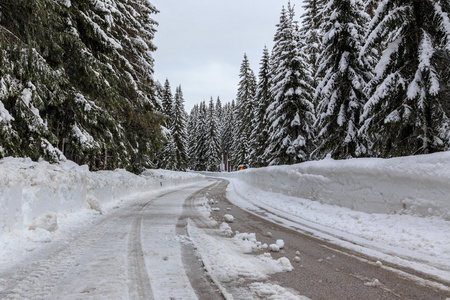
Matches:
[[0, 0, 449, 173]]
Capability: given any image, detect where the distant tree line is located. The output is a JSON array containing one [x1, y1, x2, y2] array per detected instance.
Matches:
[[182, 0, 450, 171]]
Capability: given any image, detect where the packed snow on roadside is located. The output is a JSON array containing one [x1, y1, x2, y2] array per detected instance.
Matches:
[[187, 221, 307, 300], [0, 157, 205, 269], [216, 152, 450, 285]]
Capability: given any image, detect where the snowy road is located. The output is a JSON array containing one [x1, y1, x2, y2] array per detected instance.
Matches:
[[207, 179, 450, 299], [0, 181, 218, 299], [1, 177, 449, 299]]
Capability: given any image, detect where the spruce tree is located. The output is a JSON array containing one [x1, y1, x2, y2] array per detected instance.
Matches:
[[171, 85, 189, 170], [187, 104, 199, 169], [314, 0, 371, 159], [215, 97, 223, 125], [300, 0, 325, 96], [193, 101, 208, 171], [160, 135, 178, 170], [215, 96, 224, 169], [205, 97, 221, 171], [0, 0, 163, 172], [264, 3, 315, 165], [156, 79, 176, 170], [249, 46, 272, 167], [360, 0, 450, 157], [234, 54, 257, 166], [161, 79, 174, 124], [221, 101, 236, 171]]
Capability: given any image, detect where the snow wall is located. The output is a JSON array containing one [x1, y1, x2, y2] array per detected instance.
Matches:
[[0, 158, 205, 235], [233, 153, 450, 220]]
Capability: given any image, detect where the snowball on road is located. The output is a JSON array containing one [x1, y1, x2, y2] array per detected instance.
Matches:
[[224, 214, 234, 223], [276, 239, 285, 249]]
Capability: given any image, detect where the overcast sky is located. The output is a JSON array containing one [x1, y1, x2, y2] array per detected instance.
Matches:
[[151, 0, 305, 112]]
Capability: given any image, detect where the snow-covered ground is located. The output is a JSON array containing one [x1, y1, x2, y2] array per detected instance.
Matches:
[[1, 152, 450, 298], [231, 152, 450, 219], [0, 158, 308, 299], [188, 220, 308, 299], [213, 152, 450, 288], [0, 157, 205, 269]]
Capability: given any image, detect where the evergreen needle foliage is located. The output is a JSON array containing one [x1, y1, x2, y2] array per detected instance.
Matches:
[[0, 0, 163, 173]]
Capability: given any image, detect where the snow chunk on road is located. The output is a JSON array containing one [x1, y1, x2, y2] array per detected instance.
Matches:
[[276, 239, 285, 249], [188, 221, 294, 287], [224, 214, 234, 223], [365, 279, 382, 287], [250, 282, 310, 299], [277, 257, 293, 271], [86, 195, 102, 214], [269, 244, 280, 252], [220, 222, 233, 237], [29, 213, 58, 232], [233, 232, 260, 253]]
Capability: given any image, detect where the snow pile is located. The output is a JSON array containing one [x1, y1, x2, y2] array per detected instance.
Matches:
[[234, 152, 450, 220], [268, 244, 280, 252], [224, 214, 234, 223], [219, 222, 233, 237], [249, 282, 310, 300], [276, 239, 285, 249], [188, 221, 297, 298], [28, 213, 59, 232], [233, 232, 261, 253], [223, 163, 450, 284], [0, 157, 204, 236]]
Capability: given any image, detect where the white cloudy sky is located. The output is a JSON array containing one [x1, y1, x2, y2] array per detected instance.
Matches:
[[151, 0, 305, 112]]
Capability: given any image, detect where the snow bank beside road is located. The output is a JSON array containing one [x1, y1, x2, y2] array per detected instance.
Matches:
[[234, 152, 450, 220], [0, 157, 204, 236]]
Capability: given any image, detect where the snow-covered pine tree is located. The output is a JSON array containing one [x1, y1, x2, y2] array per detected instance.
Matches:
[[360, 0, 385, 74], [192, 101, 208, 171], [171, 85, 189, 171], [155, 79, 176, 170], [160, 134, 178, 170], [161, 79, 174, 125], [314, 0, 371, 159], [300, 0, 325, 97], [205, 97, 221, 171], [0, 0, 163, 172], [0, 0, 77, 162], [360, 0, 450, 157], [249, 46, 272, 167], [215, 97, 225, 169], [264, 3, 315, 165], [215, 97, 223, 125], [187, 104, 199, 169], [364, 0, 381, 17], [153, 80, 165, 111], [221, 101, 236, 171], [234, 54, 257, 167]]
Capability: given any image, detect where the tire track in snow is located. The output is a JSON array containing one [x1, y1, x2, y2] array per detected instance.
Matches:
[[0, 205, 131, 299], [176, 181, 226, 300], [127, 199, 156, 300], [1, 185, 213, 300]]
